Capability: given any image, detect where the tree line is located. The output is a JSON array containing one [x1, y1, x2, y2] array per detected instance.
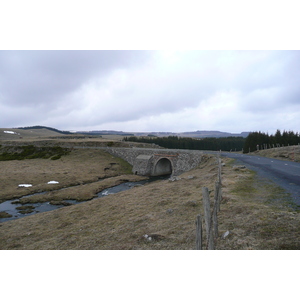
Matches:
[[123, 136, 245, 151], [244, 130, 300, 153]]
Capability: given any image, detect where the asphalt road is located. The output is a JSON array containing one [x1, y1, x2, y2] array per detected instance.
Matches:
[[218, 152, 300, 206]]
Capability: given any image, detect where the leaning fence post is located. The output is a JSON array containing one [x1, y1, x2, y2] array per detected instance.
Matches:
[[202, 187, 214, 250], [213, 198, 218, 240], [196, 214, 202, 250], [215, 181, 220, 212], [218, 156, 222, 186]]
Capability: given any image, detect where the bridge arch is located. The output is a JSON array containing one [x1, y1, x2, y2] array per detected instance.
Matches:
[[153, 157, 173, 176]]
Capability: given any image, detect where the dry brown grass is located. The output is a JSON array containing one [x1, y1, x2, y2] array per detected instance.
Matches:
[[218, 161, 300, 250], [0, 154, 216, 249], [249, 145, 300, 162], [1, 151, 299, 250], [0, 148, 134, 203]]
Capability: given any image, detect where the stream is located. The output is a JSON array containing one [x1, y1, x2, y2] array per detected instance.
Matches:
[[0, 176, 168, 223]]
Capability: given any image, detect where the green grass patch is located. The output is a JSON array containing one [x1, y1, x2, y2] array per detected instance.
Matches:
[[230, 170, 257, 197], [0, 145, 70, 161], [114, 156, 133, 174], [263, 181, 299, 212], [0, 211, 12, 218]]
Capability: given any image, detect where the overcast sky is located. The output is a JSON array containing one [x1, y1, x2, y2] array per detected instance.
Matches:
[[0, 50, 299, 134]]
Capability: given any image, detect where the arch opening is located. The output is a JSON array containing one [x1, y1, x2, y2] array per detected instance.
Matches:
[[153, 158, 173, 176]]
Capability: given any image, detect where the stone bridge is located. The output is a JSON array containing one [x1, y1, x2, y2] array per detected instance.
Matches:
[[104, 147, 203, 176]]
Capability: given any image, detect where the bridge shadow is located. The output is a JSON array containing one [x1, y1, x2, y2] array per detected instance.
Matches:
[[153, 158, 173, 176]]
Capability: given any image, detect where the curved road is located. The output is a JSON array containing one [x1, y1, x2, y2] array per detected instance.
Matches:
[[218, 152, 300, 206]]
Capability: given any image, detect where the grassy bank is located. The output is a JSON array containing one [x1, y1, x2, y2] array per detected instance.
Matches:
[[0, 148, 134, 203], [219, 158, 300, 249], [248, 145, 300, 162]]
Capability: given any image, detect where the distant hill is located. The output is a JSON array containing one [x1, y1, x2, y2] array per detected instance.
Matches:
[[0, 126, 72, 141], [1, 126, 249, 141], [77, 130, 133, 136], [18, 126, 73, 135], [180, 130, 250, 138], [76, 130, 250, 138]]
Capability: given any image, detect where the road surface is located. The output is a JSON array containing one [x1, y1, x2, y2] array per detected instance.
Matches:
[[219, 152, 300, 206]]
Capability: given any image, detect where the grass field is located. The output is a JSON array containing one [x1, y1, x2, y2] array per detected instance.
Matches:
[[0, 147, 140, 203], [0, 150, 299, 250], [1, 129, 299, 250]]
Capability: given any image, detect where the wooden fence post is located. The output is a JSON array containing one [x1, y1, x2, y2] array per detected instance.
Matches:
[[214, 180, 220, 216], [202, 187, 214, 250], [213, 205, 218, 239], [217, 155, 222, 186], [196, 214, 202, 250], [218, 183, 222, 212]]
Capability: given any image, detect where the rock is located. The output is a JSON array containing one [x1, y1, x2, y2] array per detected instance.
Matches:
[[143, 234, 152, 241], [166, 209, 174, 214], [187, 175, 194, 179], [49, 201, 61, 205], [61, 201, 73, 206], [169, 176, 181, 182], [142, 233, 165, 241], [149, 234, 165, 241], [232, 165, 246, 170], [222, 230, 230, 239]]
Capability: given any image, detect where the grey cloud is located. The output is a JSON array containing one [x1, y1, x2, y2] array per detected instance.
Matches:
[[0, 50, 151, 107], [84, 51, 300, 129], [0, 50, 299, 133]]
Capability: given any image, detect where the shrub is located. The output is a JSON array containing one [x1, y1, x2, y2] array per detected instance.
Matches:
[[0, 145, 70, 161]]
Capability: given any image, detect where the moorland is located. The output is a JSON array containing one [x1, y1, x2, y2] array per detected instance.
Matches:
[[0, 128, 299, 250]]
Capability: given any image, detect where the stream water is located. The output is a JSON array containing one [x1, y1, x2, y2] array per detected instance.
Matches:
[[0, 176, 168, 223]]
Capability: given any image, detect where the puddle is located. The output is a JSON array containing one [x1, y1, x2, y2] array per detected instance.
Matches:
[[0, 175, 168, 223]]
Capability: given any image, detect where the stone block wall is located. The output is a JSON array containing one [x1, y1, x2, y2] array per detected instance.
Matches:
[[104, 147, 202, 176]]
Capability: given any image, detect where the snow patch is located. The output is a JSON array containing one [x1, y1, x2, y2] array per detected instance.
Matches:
[[18, 184, 33, 188], [48, 181, 59, 184], [4, 130, 17, 134]]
